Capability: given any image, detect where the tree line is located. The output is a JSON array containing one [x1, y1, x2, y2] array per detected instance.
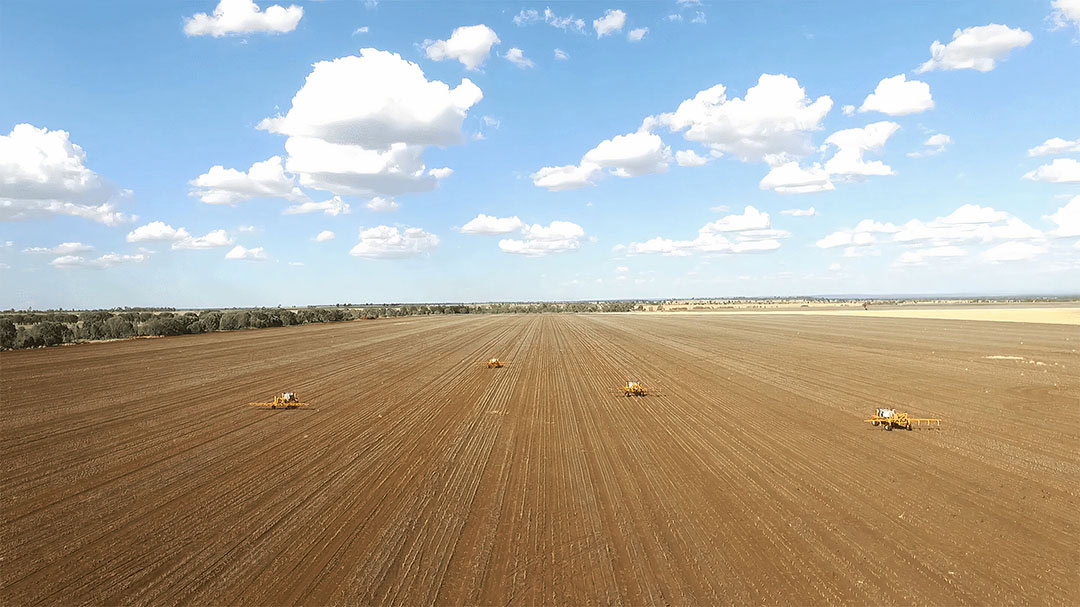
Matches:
[[0, 301, 646, 350]]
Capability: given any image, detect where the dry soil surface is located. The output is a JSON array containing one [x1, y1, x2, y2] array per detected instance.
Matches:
[[1, 314, 1077, 605]]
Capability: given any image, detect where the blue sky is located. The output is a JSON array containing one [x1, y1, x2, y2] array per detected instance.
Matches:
[[1, 0, 1078, 309]]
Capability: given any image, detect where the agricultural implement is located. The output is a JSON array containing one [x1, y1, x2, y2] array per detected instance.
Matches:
[[620, 381, 648, 397], [487, 358, 504, 368], [249, 392, 309, 410], [865, 408, 941, 431]]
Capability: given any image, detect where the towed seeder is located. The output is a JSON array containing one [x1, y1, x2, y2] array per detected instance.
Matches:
[[487, 358, 505, 368], [249, 392, 309, 410], [865, 408, 941, 431]]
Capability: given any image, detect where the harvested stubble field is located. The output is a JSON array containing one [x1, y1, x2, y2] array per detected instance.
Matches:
[[1, 314, 1077, 606]]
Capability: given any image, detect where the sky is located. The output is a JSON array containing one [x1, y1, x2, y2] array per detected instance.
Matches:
[[1, 0, 1079, 309]]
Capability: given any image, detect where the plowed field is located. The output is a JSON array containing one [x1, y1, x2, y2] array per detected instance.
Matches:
[[2, 314, 1077, 605]]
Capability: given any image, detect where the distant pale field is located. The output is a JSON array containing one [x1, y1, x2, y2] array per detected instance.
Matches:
[[660, 306, 1080, 325]]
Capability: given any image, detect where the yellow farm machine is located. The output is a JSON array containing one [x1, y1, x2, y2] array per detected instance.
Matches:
[[487, 358, 504, 368], [865, 408, 941, 431], [249, 392, 309, 410], [620, 381, 648, 397]]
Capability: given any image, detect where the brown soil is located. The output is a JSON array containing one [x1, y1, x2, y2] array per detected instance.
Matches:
[[1, 314, 1077, 605]]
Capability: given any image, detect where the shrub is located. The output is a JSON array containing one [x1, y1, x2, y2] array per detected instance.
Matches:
[[138, 317, 188, 337], [0, 318, 15, 349], [103, 316, 136, 339]]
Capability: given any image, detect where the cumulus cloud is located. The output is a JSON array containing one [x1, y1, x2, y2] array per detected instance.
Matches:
[[1023, 158, 1080, 183], [532, 127, 671, 190], [628, 27, 648, 41], [659, 74, 833, 162], [554, 48, 569, 60], [282, 195, 351, 215], [908, 133, 952, 158], [253, 50, 481, 199], [916, 24, 1032, 73], [859, 74, 934, 116], [894, 245, 968, 266], [315, 230, 335, 242], [503, 47, 535, 68], [191, 156, 306, 205], [349, 225, 439, 258], [980, 241, 1046, 263], [816, 219, 900, 249], [620, 206, 788, 256], [1045, 195, 1080, 237], [675, 149, 708, 166], [499, 221, 586, 256], [1050, 0, 1080, 33], [422, 24, 500, 70], [781, 207, 816, 217], [0, 124, 133, 225], [366, 196, 399, 212], [759, 159, 834, 194], [23, 242, 94, 255], [51, 253, 148, 269], [841, 105, 856, 117], [892, 204, 1042, 245], [126, 221, 234, 250], [593, 9, 626, 38], [822, 121, 899, 178], [460, 213, 526, 234], [225, 245, 270, 261], [1028, 137, 1080, 157], [183, 0, 302, 37]]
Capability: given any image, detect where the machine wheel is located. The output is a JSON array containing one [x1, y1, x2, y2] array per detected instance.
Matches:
[[885, 424, 892, 431], [872, 421, 879, 427]]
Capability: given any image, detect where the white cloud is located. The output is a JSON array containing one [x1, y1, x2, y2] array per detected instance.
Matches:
[[781, 207, 816, 217], [822, 121, 899, 178], [760, 160, 834, 194], [0, 124, 133, 225], [499, 220, 586, 256], [257, 50, 481, 198], [288, 261, 304, 266], [690, 12, 707, 24], [980, 241, 1046, 263], [817, 219, 900, 249], [282, 195, 351, 215], [366, 196, 399, 212], [859, 74, 934, 116], [1045, 196, 1080, 237], [593, 9, 626, 38], [127, 221, 189, 243], [1028, 137, 1080, 157], [531, 163, 600, 191], [225, 245, 270, 261], [503, 47, 535, 69], [183, 0, 302, 37], [422, 24, 500, 70], [315, 230, 335, 242], [916, 24, 1032, 73], [628, 27, 648, 41], [353, 26, 369, 35], [532, 127, 671, 190], [908, 133, 952, 158], [665, 14, 683, 22], [427, 167, 454, 179], [126, 221, 233, 250], [841, 104, 856, 116], [544, 8, 586, 32], [554, 48, 569, 60], [894, 245, 968, 266], [1023, 158, 1080, 183], [23, 242, 94, 255], [513, 9, 539, 25], [893, 204, 1041, 245], [622, 207, 787, 256], [659, 74, 833, 162], [51, 253, 148, 269], [350, 225, 439, 258], [191, 156, 306, 205], [675, 149, 708, 166], [1050, 0, 1080, 33], [460, 213, 526, 234], [616, 265, 629, 273], [481, 116, 500, 128]]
